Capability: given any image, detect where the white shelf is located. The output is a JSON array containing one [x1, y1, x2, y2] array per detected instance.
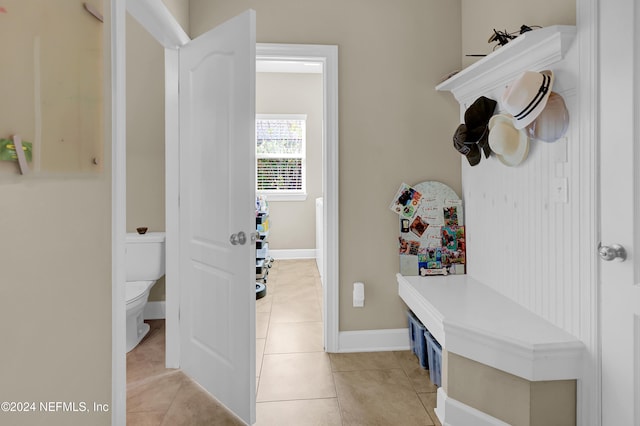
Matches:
[[436, 25, 576, 106], [398, 273, 584, 381]]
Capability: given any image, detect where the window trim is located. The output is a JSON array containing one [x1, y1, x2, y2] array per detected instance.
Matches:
[[256, 113, 307, 201]]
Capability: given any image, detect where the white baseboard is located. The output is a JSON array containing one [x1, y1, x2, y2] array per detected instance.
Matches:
[[269, 249, 316, 260], [337, 328, 410, 353], [437, 387, 510, 426], [144, 301, 166, 320]]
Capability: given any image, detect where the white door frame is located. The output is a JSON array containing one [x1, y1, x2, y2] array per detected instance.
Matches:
[[255, 43, 340, 352], [111, 0, 127, 424], [574, 0, 600, 424], [598, 0, 640, 424], [575, 0, 601, 424], [126, 0, 191, 372], [111, 0, 190, 424]]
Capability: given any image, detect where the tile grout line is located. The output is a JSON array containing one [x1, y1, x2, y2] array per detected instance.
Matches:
[[258, 259, 345, 424]]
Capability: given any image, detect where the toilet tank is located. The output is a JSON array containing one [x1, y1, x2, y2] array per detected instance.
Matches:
[[126, 232, 166, 282]]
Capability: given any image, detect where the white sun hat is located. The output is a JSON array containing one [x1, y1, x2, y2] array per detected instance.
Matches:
[[488, 114, 530, 167], [526, 91, 569, 142], [501, 70, 554, 129]]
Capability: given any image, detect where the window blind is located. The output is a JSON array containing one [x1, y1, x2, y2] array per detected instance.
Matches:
[[256, 158, 303, 190], [256, 116, 306, 194]]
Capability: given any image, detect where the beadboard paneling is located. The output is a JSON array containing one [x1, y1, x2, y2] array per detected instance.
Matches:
[[463, 88, 580, 334], [438, 24, 600, 426], [447, 30, 595, 342]]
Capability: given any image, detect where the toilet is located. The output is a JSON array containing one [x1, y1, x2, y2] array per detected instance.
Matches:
[[125, 231, 166, 352]]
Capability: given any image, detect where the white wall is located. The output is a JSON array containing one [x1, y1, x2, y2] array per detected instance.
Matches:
[[462, 54, 584, 334]]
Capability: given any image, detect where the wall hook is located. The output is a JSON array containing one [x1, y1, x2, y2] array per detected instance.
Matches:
[[12, 135, 30, 175], [83, 2, 103, 23]]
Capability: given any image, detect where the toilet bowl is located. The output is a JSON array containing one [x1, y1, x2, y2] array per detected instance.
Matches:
[[125, 232, 165, 352], [125, 280, 155, 352]]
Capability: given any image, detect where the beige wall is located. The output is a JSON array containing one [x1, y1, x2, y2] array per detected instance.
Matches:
[[126, 15, 166, 235], [126, 1, 188, 303], [256, 72, 323, 250], [446, 352, 577, 425], [0, 2, 112, 424], [126, 15, 167, 301], [0, 179, 112, 426], [461, 0, 576, 67], [0, 0, 103, 174], [123, 0, 577, 330], [125, 0, 188, 302], [163, 0, 190, 32], [191, 0, 462, 331], [0, 1, 585, 423]]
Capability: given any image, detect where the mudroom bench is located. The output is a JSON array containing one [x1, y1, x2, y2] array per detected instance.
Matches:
[[398, 273, 585, 425]]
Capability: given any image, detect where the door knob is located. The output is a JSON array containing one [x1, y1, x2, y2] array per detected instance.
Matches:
[[230, 231, 247, 246], [598, 243, 627, 262]]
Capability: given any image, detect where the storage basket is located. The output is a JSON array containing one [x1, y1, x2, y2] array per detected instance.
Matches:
[[407, 311, 429, 369], [425, 330, 442, 387]]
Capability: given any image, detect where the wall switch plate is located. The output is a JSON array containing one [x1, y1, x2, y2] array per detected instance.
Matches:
[[353, 282, 364, 307]]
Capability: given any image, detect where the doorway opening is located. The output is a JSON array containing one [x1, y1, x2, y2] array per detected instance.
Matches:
[[165, 44, 339, 366], [255, 59, 325, 363], [254, 44, 339, 353]]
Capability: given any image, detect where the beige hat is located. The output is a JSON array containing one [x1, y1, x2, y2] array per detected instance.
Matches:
[[488, 114, 530, 167], [501, 70, 554, 129], [526, 91, 569, 142]]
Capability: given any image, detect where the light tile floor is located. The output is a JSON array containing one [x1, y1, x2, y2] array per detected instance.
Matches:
[[127, 259, 441, 425]]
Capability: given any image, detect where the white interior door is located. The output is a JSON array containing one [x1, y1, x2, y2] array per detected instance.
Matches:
[[179, 10, 256, 424], [599, 1, 640, 424]]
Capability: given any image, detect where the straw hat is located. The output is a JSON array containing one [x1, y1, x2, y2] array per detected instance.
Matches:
[[501, 70, 554, 129], [488, 114, 530, 166], [526, 91, 569, 142]]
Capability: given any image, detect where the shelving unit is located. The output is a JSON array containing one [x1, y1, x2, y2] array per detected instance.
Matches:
[[436, 25, 576, 106], [255, 201, 271, 299]]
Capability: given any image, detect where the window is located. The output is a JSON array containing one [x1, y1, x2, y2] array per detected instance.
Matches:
[[256, 114, 307, 200]]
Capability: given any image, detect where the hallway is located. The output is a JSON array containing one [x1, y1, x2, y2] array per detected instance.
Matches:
[[126, 259, 441, 425]]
